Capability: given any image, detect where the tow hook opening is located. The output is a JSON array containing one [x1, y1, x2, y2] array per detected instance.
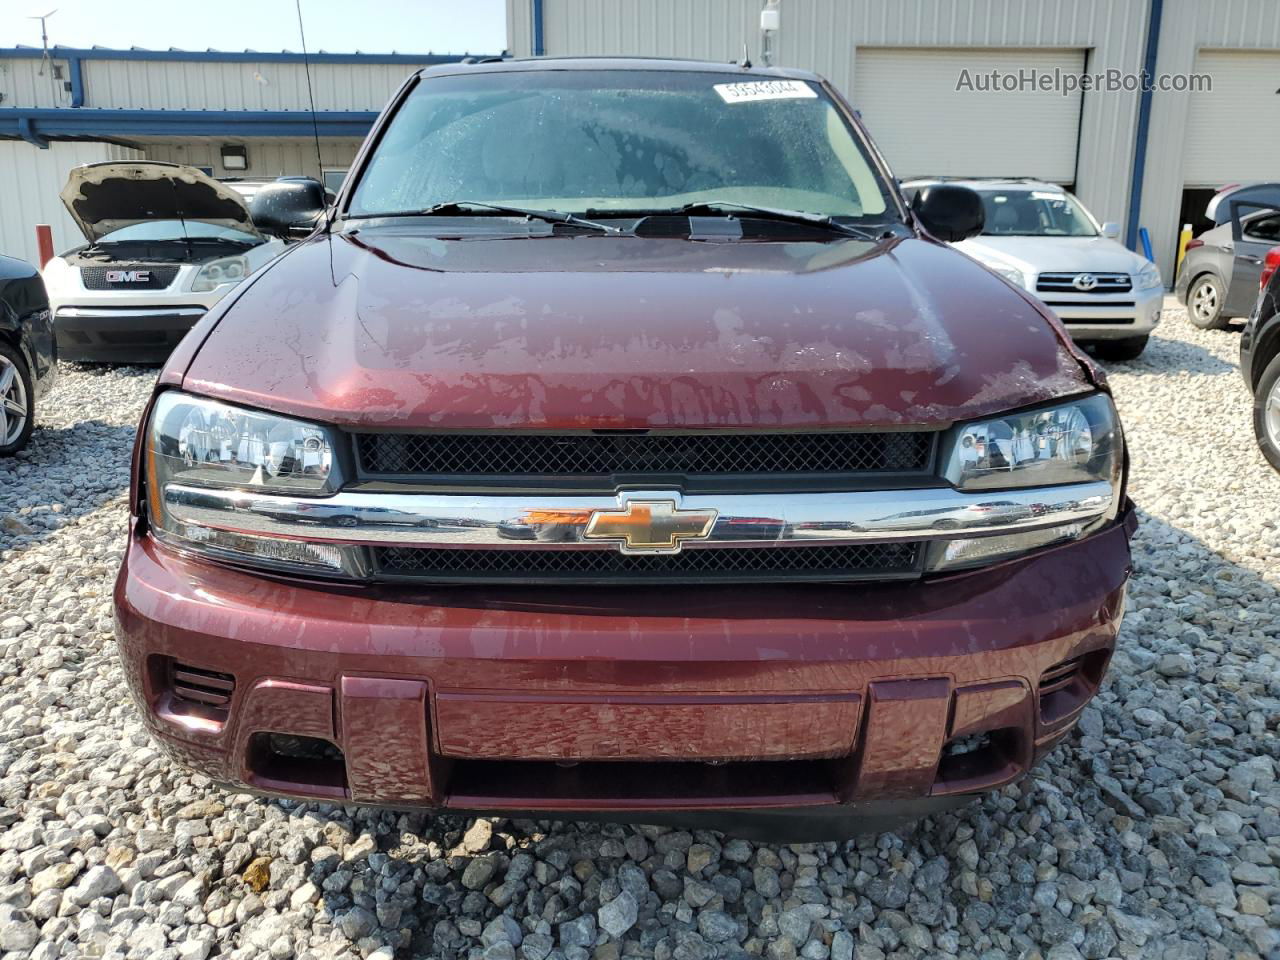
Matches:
[[246, 733, 348, 795], [933, 727, 1023, 796]]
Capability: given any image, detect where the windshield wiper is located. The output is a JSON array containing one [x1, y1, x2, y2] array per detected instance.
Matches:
[[419, 201, 620, 234], [587, 200, 888, 240], [671, 201, 886, 240]]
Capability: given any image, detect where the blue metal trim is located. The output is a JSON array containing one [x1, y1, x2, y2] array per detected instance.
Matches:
[[0, 108, 378, 139], [0, 46, 494, 65], [1125, 0, 1164, 251], [1139, 227, 1154, 261], [532, 0, 546, 56], [67, 56, 84, 107], [17, 117, 48, 147]]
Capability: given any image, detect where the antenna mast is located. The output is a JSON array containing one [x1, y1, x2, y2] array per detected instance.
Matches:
[[28, 9, 57, 76], [294, 0, 326, 183]]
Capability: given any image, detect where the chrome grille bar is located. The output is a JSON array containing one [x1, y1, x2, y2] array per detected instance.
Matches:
[[163, 481, 1114, 549]]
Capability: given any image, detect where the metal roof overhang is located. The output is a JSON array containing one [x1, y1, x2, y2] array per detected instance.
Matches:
[[0, 108, 380, 146]]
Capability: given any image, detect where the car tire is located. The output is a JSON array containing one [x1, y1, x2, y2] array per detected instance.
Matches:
[[1252, 351, 1280, 473], [1186, 273, 1229, 330], [1092, 336, 1149, 362], [0, 341, 34, 457]]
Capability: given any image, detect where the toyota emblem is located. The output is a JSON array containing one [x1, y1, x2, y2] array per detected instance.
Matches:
[[1072, 273, 1099, 292]]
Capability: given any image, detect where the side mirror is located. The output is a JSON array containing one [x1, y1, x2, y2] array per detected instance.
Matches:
[[250, 179, 327, 239], [1101, 221, 1121, 239], [911, 185, 985, 242]]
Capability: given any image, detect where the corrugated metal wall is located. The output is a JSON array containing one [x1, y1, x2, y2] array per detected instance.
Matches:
[[1142, 0, 1280, 280], [79, 60, 422, 112], [0, 56, 425, 112], [0, 140, 144, 265], [506, 0, 534, 59], [539, 0, 763, 62], [139, 138, 366, 180], [0, 57, 75, 108], [508, 0, 1148, 262]]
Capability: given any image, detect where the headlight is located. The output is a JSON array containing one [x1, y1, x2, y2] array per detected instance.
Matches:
[[1133, 262, 1162, 291], [984, 262, 1026, 288], [191, 255, 251, 292], [146, 392, 358, 576], [941, 393, 1121, 491], [929, 394, 1123, 571]]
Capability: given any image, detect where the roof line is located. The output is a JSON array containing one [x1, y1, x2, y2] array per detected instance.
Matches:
[[0, 46, 500, 65], [0, 107, 379, 141]]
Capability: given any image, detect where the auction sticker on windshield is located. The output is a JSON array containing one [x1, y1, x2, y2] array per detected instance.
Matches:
[[713, 80, 817, 103]]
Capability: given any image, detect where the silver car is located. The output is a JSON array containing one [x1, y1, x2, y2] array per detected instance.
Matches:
[[1176, 182, 1280, 330]]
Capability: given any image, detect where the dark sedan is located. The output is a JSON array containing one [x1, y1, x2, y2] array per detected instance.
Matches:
[[1240, 248, 1280, 471], [0, 255, 57, 455]]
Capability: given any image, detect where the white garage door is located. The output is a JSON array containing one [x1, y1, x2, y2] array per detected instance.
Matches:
[[1184, 50, 1280, 187], [852, 47, 1086, 183]]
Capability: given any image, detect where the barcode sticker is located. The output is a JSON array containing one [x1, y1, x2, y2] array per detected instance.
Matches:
[[713, 80, 818, 104]]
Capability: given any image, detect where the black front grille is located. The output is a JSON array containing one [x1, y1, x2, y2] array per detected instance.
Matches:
[[357, 431, 934, 479], [373, 541, 921, 584], [80, 264, 180, 290]]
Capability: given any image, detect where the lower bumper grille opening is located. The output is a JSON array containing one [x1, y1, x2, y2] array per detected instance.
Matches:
[[167, 661, 235, 721], [1039, 650, 1109, 726], [445, 758, 840, 810], [933, 727, 1025, 796], [246, 733, 347, 796], [373, 542, 922, 584]]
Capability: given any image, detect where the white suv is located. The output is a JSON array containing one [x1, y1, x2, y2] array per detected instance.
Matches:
[[904, 179, 1163, 360], [42, 162, 288, 364]]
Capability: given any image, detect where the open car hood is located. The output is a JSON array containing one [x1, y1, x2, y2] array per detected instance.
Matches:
[[60, 161, 262, 244]]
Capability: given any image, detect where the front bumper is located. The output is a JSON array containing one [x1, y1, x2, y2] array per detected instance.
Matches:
[[115, 504, 1134, 835], [1045, 289, 1164, 341], [54, 306, 207, 363]]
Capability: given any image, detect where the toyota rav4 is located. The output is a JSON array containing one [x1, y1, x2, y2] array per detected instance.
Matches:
[[115, 58, 1134, 838]]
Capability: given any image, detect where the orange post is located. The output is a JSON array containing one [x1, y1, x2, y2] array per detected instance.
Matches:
[[35, 225, 55, 268]]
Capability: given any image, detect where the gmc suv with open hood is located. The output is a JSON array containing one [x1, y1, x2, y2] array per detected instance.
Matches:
[[42, 162, 286, 363], [114, 59, 1135, 838]]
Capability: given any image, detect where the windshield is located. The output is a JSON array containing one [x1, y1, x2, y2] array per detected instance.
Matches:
[[349, 70, 896, 222], [977, 189, 1097, 237], [97, 221, 259, 244]]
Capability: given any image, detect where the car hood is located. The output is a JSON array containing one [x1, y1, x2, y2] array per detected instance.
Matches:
[[60, 161, 262, 244], [179, 230, 1093, 430], [955, 235, 1149, 278]]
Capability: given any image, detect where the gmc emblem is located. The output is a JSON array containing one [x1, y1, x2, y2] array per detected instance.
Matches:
[[106, 270, 150, 283]]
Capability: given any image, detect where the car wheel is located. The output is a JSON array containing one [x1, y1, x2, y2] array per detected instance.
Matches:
[[0, 343, 34, 457], [1253, 351, 1280, 473], [1092, 336, 1149, 362], [1187, 274, 1228, 330]]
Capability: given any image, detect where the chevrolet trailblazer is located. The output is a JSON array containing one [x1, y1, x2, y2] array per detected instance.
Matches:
[[114, 59, 1134, 837]]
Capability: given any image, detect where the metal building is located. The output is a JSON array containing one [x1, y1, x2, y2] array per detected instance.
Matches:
[[0, 47, 490, 264], [504, 0, 1280, 282]]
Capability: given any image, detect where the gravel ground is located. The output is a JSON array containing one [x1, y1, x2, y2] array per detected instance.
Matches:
[[0, 299, 1277, 960]]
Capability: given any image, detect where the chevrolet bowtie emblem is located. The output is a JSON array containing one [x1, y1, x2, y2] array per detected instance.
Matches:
[[583, 499, 718, 554]]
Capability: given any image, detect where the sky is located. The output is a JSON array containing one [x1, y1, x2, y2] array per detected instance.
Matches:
[[0, 0, 507, 55]]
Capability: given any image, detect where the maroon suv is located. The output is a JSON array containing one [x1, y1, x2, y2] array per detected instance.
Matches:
[[115, 59, 1133, 837]]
